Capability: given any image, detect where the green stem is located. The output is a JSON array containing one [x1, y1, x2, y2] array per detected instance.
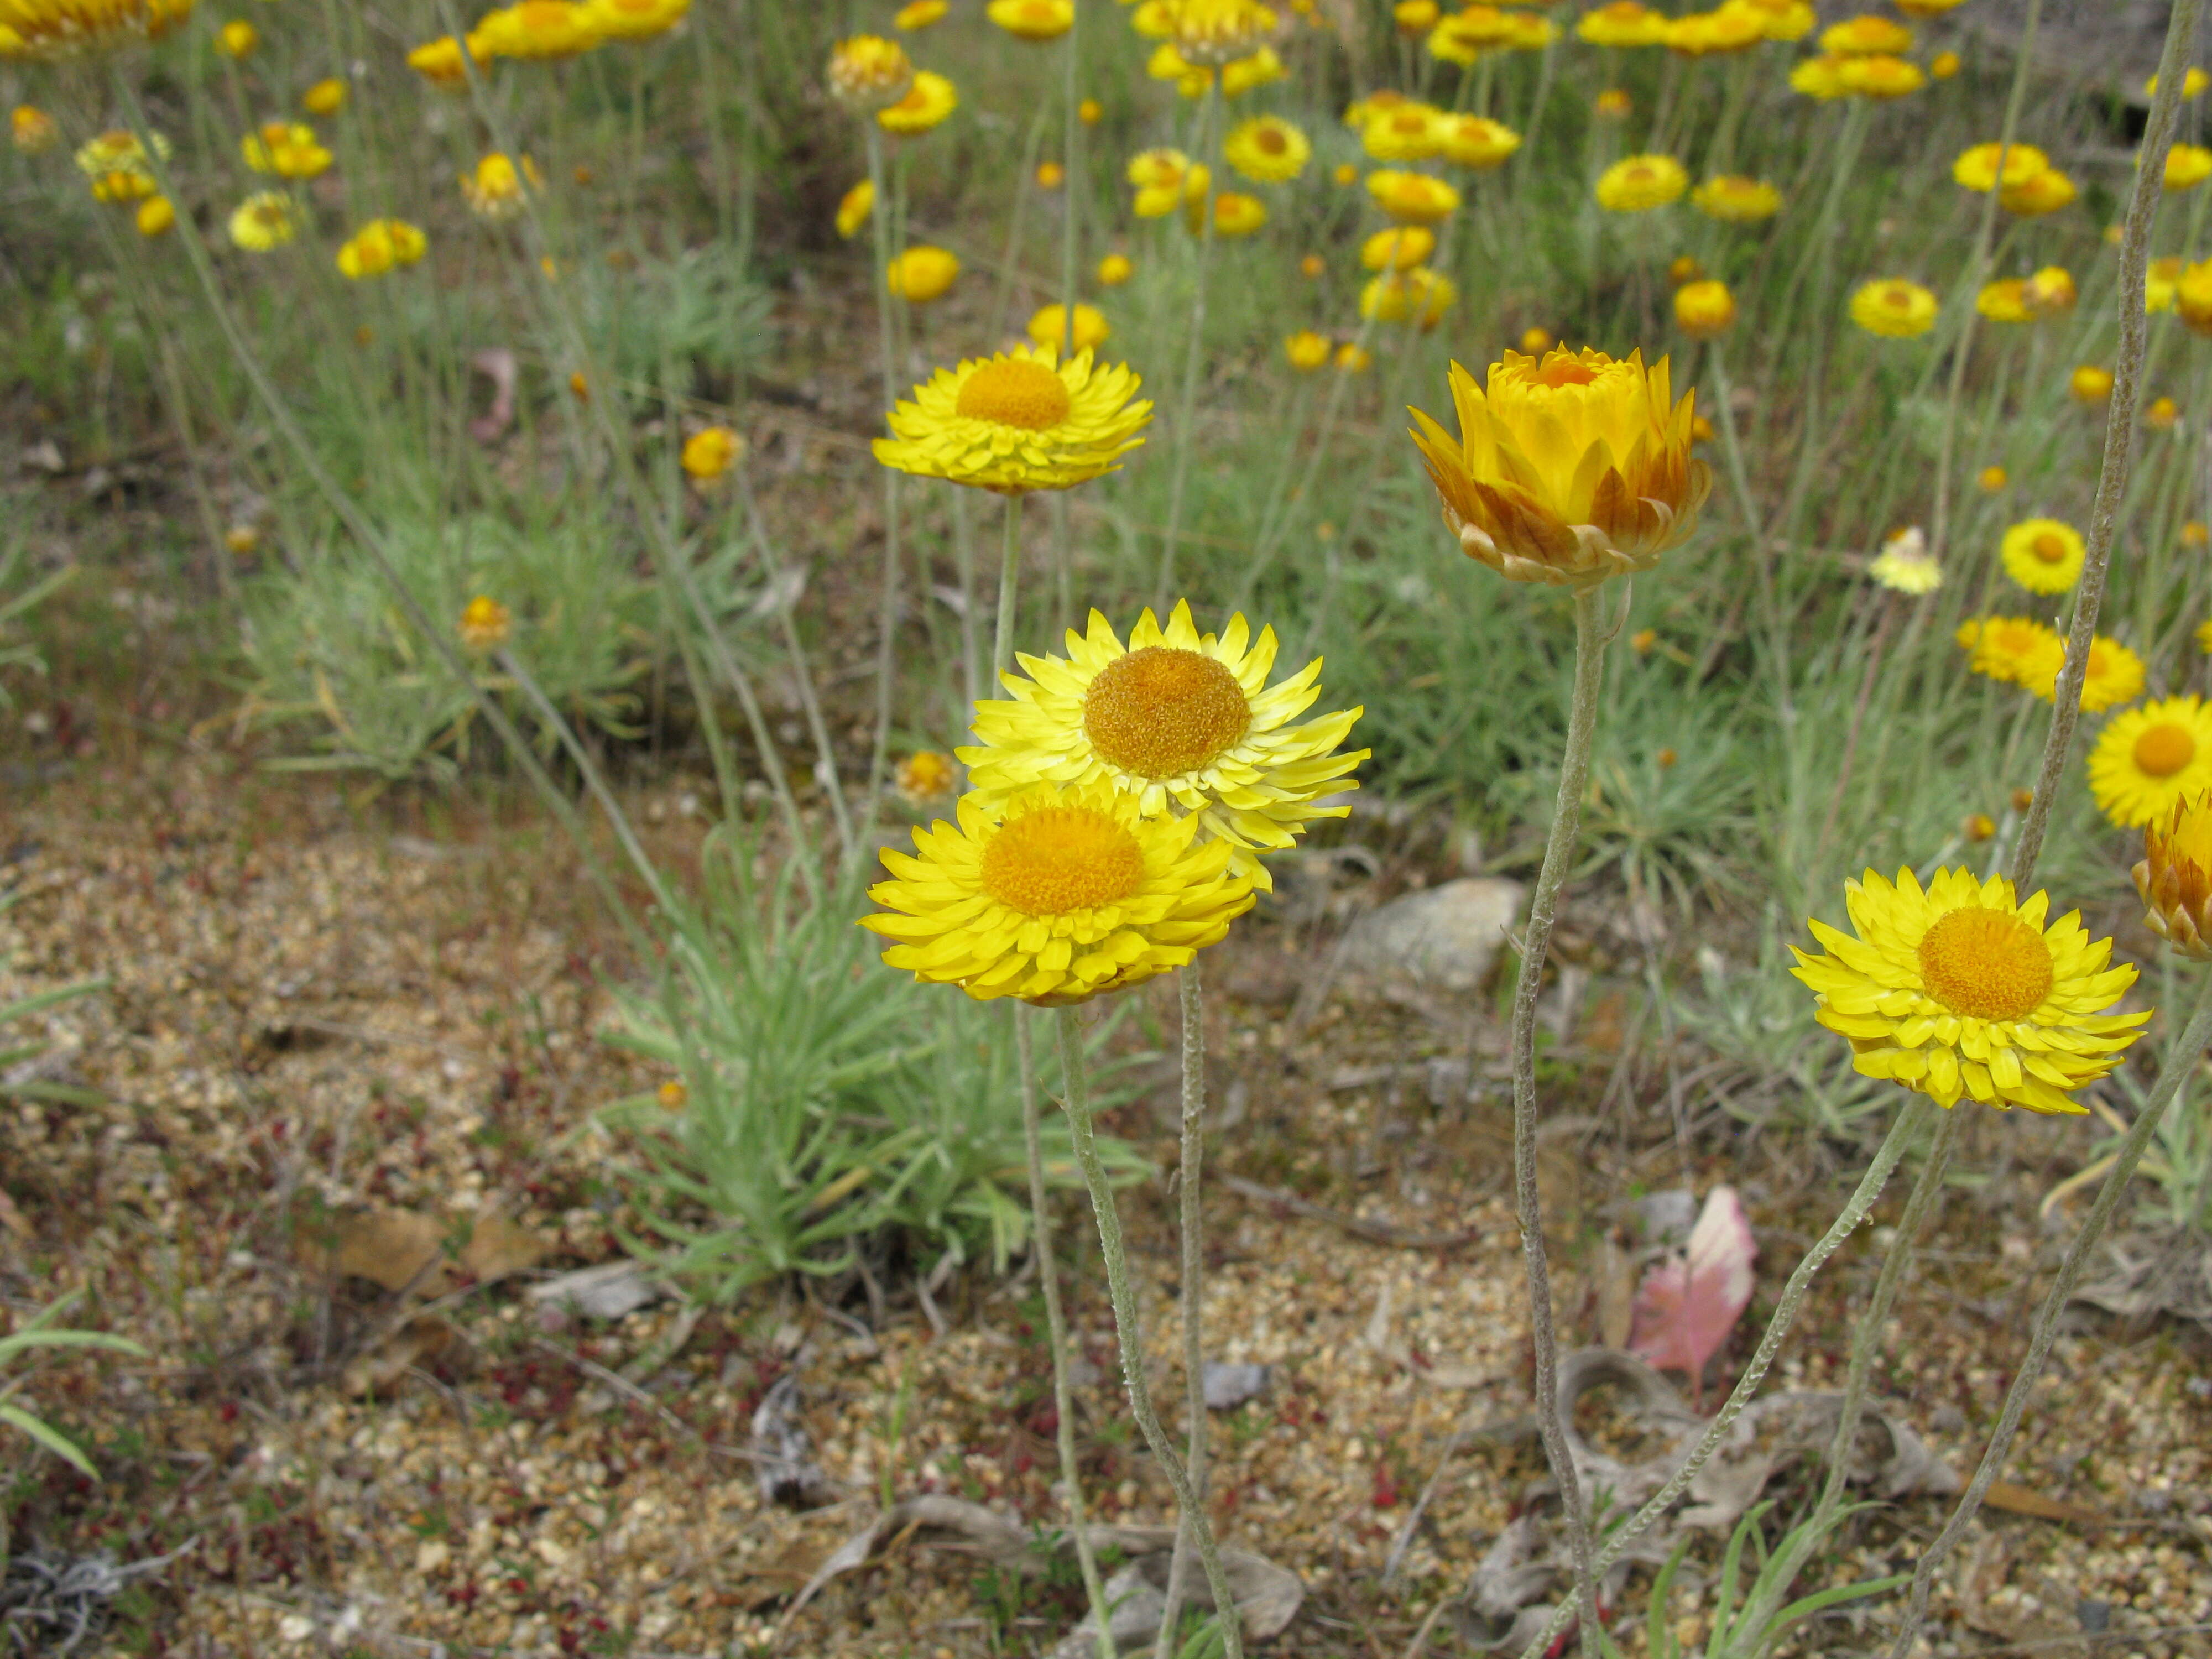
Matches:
[[2009, 0, 2195, 890], [995, 493, 1025, 682], [106, 70, 649, 959], [1154, 960, 1212, 1651], [1015, 1005, 1118, 1659], [1509, 587, 1618, 1655], [1155, 76, 1223, 607], [1055, 1010, 1245, 1659], [1514, 1097, 1933, 1659], [862, 118, 906, 831], [1733, 1107, 1962, 1644], [1888, 973, 2212, 1658]]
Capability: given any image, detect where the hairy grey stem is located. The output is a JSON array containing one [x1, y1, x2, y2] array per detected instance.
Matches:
[[1155, 962, 1211, 1651], [1508, 588, 1615, 1653], [1016, 1006, 1118, 1659], [1056, 1010, 1246, 1659], [2008, 0, 2196, 889], [1514, 1097, 1932, 1659], [1888, 974, 2212, 1657]]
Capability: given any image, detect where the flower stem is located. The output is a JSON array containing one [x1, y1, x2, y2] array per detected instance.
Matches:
[[2009, 0, 2197, 890], [1929, 0, 2042, 567], [1056, 1009, 1245, 1659], [995, 493, 1026, 682], [1887, 972, 2212, 1659], [1154, 960, 1212, 1651], [1016, 1005, 1118, 1659], [863, 118, 907, 831], [1155, 77, 1224, 608], [1513, 1095, 1932, 1659], [1731, 1105, 1962, 1644], [1508, 586, 1618, 1655]]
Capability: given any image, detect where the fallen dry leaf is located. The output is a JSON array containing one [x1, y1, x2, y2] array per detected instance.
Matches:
[[1630, 1186, 1755, 1406], [342, 1316, 452, 1396], [1979, 1479, 2107, 1526], [299, 1206, 547, 1297]]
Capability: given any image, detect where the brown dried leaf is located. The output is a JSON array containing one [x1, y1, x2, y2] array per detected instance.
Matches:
[[342, 1316, 452, 1396], [1980, 1479, 2106, 1526], [300, 1207, 546, 1297]]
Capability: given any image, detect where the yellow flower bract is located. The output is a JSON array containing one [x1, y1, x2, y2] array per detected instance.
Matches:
[[2090, 696, 2212, 828], [1792, 867, 2148, 1116], [1409, 347, 1710, 590], [863, 779, 1257, 1005], [1595, 154, 1688, 212], [958, 601, 1366, 890], [874, 345, 1151, 496]]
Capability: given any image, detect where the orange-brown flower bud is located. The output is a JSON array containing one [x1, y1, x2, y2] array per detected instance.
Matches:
[[2135, 790, 2212, 958]]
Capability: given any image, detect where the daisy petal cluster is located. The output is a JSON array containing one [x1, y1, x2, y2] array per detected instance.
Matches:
[[873, 345, 1151, 495], [1792, 868, 2148, 1116], [959, 601, 1366, 889]]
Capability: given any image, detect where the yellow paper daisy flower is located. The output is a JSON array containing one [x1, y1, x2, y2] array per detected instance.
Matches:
[[1595, 154, 1689, 212], [1850, 278, 1937, 338], [1956, 614, 2058, 685], [228, 190, 296, 251], [1999, 518, 2085, 594], [1365, 169, 1461, 223], [878, 70, 957, 135], [585, 0, 688, 40], [1954, 141, 2048, 192], [1438, 114, 1520, 169], [1577, 1, 1668, 46], [2017, 634, 2145, 713], [1791, 867, 2148, 1116], [873, 345, 1151, 496], [1360, 266, 1458, 330], [1361, 226, 1435, 270], [1691, 174, 1780, 222], [2089, 696, 2212, 828], [862, 779, 1257, 1005], [1223, 114, 1309, 181], [958, 602, 1367, 890], [2000, 169, 2076, 217], [1362, 101, 1444, 161], [0, 0, 194, 55]]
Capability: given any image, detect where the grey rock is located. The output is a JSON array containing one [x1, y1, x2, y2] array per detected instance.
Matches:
[[1334, 878, 1526, 1013], [522, 1260, 664, 1322], [1203, 1361, 1271, 1410]]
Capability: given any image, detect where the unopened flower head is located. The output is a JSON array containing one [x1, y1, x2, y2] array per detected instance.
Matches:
[[1673, 279, 1736, 340], [1408, 347, 1709, 590], [886, 244, 961, 303], [827, 33, 915, 111], [1869, 526, 1941, 594], [242, 121, 332, 180], [1285, 330, 1331, 371], [681, 425, 743, 482], [462, 152, 542, 218], [11, 105, 59, 152], [458, 594, 513, 651], [836, 179, 874, 239], [2135, 790, 2212, 959]]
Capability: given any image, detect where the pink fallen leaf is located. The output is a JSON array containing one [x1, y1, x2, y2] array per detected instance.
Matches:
[[1627, 1185, 1755, 1407], [469, 348, 518, 444]]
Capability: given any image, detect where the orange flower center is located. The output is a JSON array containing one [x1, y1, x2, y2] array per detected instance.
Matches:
[[1884, 288, 1912, 309], [1256, 126, 1288, 153], [2135, 722, 2198, 779], [1083, 646, 1251, 778], [2031, 532, 2068, 564], [980, 806, 1146, 915], [1389, 112, 1427, 135], [956, 359, 1071, 430], [1916, 906, 2053, 1021], [1536, 358, 1600, 388]]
